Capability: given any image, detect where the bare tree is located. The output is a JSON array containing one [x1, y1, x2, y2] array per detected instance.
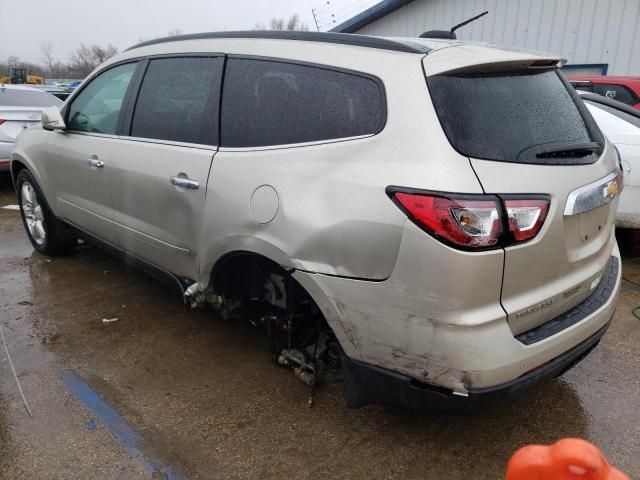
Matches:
[[41, 41, 56, 77], [286, 14, 306, 31], [254, 14, 308, 31], [69, 43, 118, 77]]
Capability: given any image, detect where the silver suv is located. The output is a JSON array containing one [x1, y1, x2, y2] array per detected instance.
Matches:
[[10, 32, 622, 411]]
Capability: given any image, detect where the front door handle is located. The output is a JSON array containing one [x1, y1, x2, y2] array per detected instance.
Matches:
[[89, 158, 104, 168], [170, 176, 199, 190]]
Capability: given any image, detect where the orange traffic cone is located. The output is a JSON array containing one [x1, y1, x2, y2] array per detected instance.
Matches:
[[506, 438, 629, 480]]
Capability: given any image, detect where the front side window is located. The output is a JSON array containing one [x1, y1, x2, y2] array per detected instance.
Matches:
[[221, 58, 386, 148], [67, 62, 137, 134], [130, 57, 224, 145]]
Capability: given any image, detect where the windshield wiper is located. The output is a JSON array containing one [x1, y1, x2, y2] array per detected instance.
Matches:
[[536, 142, 602, 159]]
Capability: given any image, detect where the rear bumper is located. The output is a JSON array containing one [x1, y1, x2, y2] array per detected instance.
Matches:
[[341, 320, 611, 412], [295, 230, 621, 407]]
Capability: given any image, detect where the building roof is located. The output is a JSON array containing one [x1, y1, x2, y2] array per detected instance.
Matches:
[[330, 0, 415, 34], [126, 30, 429, 54]]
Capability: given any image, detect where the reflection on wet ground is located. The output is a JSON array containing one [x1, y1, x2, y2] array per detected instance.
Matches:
[[0, 173, 639, 479]]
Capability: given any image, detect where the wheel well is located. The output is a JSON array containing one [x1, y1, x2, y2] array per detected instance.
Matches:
[[10, 159, 27, 186], [210, 251, 294, 305], [209, 251, 342, 374]]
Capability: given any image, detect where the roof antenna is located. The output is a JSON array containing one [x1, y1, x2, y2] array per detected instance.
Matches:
[[312, 8, 320, 32], [420, 10, 489, 40]]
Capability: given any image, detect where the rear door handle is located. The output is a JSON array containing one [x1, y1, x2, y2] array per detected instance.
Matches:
[[170, 176, 199, 190], [89, 158, 104, 168]]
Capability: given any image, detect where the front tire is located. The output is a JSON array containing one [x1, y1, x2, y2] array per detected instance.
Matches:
[[16, 169, 74, 256]]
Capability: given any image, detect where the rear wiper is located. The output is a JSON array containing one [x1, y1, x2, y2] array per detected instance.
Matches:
[[536, 142, 602, 159]]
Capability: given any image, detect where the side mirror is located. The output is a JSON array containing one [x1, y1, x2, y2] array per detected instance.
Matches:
[[41, 107, 66, 131]]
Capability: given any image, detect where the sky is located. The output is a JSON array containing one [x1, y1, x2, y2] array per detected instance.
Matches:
[[0, 0, 377, 65]]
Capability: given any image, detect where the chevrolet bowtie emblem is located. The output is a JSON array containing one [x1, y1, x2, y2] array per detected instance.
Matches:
[[603, 180, 619, 199]]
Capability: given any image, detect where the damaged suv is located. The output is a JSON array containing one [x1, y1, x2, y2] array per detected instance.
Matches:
[[11, 31, 622, 411]]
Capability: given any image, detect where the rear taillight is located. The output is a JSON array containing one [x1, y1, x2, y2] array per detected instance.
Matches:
[[0, 119, 5, 125], [503, 198, 550, 243], [393, 192, 502, 249], [389, 189, 550, 250]]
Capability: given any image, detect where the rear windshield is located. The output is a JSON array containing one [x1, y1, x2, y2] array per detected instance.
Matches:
[[428, 70, 603, 164], [0, 89, 62, 108]]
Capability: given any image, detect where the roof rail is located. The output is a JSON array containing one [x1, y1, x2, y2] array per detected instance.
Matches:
[[126, 31, 430, 54]]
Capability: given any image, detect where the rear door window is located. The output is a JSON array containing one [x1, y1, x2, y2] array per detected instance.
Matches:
[[130, 57, 224, 145], [67, 62, 137, 134], [221, 58, 386, 148], [591, 84, 639, 105], [428, 70, 603, 164]]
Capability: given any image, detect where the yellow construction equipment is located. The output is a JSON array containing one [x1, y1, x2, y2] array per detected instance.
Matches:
[[0, 68, 45, 85]]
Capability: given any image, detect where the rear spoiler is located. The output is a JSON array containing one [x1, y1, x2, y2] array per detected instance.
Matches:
[[423, 43, 565, 76]]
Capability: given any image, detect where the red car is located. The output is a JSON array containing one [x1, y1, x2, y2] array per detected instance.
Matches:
[[568, 75, 640, 109]]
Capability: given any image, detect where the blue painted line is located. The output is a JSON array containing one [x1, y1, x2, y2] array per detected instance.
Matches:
[[61, 370, 187, 480]]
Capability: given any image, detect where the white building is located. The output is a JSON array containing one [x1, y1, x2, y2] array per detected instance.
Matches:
[[330, 0, 640, 75]]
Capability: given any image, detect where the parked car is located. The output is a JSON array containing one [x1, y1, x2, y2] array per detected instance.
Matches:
[[0, 85, 62, 171], [10, 31, 622, 411], [569, 76, 640, 109], [578, 91, 640, 230]]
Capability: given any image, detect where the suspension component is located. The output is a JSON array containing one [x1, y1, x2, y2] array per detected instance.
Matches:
[[277, 349, 316, 387]]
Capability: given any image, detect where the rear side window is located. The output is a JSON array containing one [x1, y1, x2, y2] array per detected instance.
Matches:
[[591, 84, 638, 105], [428, 70, 603, 164], [221, 58, 385, 148], [67, 62, 137, 135], [0, 89, 62, 108], [131, 57, 224, 145]]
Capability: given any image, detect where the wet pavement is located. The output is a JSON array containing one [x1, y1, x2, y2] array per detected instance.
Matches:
[[0, 172, 639, 480]]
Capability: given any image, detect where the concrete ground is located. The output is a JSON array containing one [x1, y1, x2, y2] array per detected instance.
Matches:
[[0, 172, 639, 480]]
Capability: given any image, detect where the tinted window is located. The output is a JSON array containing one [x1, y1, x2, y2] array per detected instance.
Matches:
[[591, 84, 638, 105], [131, 57, 223, 145], [67, 62, 136, 134], [428, 70, 602, 164], [0, 89, 62, 108], [221, 58, 385, 148]]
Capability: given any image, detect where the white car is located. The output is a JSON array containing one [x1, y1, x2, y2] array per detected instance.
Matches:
[[580, 92, 640, 229], [0, 85, 62, 171]]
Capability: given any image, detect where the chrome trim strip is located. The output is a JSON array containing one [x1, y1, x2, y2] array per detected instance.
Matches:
[[59, 198, 192, 256], [117, 135, 218, 150], [63, 130, 120, 140], [63, 130, 218, 150], [564, 170, 619, 216], [218, 134, 373, 152], [58, 198, 113, 222], [113, 221, 192, 256]]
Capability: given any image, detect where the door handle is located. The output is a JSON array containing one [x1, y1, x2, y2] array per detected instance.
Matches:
[[170, 176, 199, 190], [89, 158, 104, 168]]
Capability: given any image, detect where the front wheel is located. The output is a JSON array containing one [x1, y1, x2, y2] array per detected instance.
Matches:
[[16, 169, 74, 256]]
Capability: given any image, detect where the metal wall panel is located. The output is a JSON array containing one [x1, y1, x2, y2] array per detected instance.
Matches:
[[356, 0, 640, 74]]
